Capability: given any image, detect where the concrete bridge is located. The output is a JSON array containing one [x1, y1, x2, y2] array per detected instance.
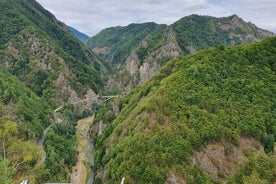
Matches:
[[55, 95, 119, 112]]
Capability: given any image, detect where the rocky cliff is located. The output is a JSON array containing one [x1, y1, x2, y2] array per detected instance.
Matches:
[[89, 15, 274, 91], [0, 0, 105, 105]]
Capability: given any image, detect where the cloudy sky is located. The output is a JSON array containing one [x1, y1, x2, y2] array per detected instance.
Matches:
[[36, 0, 276, 36]]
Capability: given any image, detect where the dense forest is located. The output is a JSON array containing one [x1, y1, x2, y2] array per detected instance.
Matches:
[[88, 14, 274, 90], [0, 0, 104, 101], [0, 0, 275, 183], [87, 22, 166, 72], [93, 37, 276, 183], [0, 68, 50, 183], [0, 0, 104, 182]]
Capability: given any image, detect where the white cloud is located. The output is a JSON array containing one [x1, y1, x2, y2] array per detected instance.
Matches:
[[36, 0, 276, 36]]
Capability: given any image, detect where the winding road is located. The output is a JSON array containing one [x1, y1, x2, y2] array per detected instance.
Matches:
[[38, 96, 118, 180], [37, 106, 62, 165]]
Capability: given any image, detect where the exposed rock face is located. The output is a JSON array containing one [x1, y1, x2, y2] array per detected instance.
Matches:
[[217, 15, 274, 44], [138, 28, 181, 84], [3, 30, 98, 105], [192, 137, 263, 183], [218, 15, 244, 31], [107, 27, 182, 89], [125, 52, 140, 75], [186, 45, 196, 54], [7, 45, 19, 60], [166, 171, 186, 184], [92, 46, 110, 55], [90, 15, 274, 91]]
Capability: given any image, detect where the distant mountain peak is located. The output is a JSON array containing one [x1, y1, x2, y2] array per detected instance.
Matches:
[[87, 14, 274, 91], [68, 26, 89, 43]]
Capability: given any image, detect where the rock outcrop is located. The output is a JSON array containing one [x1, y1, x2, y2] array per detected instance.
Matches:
[[107, 27, 182, 89], [192, 137, 264, 183], [90, 15, 274, 91]]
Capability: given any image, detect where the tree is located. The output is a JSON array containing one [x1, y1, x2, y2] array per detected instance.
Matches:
[[0, 117, 18, 160], [243, 171, 269, 184], [0, 157, 15, 184], [262, 134, 275, 153], [8, 140, 43, 169]]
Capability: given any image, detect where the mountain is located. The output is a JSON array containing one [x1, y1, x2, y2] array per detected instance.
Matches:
[[0, 68, 52, 139], [92, 36, 276, 183], [0, 0, 105, 106], [0, 68, 77, 183], [87, 14, 274, 90], [68, 26, 89, 43], [0, 0, 106, 182], [0, 68, 51, 183], [1, 1, 275, 183], [87, 22, 166, 72]]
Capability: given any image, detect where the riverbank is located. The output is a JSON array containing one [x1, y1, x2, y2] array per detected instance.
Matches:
[[71, 116, 94, 184]]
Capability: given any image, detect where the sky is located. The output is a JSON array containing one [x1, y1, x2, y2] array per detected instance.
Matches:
[[36, 0, 276, 36]]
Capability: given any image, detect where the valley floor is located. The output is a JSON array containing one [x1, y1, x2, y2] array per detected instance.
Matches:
[[71, 116, 94, 184]]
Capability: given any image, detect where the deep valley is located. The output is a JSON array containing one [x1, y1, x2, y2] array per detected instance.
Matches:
[[0, 0, 275, 184]]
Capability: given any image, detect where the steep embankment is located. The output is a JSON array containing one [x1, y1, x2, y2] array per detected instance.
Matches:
[[88, 14, 274, 90], [0, 0, 105, 183], [0, 68, 49, 183], [87, 22, 166, 72], [0, 68, 52, 139], [0, 0, 105, 106], [93, 37, 276, 183]]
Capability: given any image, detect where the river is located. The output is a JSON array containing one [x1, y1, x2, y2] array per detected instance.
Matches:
[[71, 116, 95, 184]]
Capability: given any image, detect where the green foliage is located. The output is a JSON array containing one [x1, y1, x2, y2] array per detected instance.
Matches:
[[94, 37, 276, 183], [102, 132, 191, 183], [88, 14, 272, 91], [0, 0, 104, 100], [262, 134, 275, 153], [68, 26, 89, 43], [58, 103, 96, 125], [44, 123, 77, 182], [8, 140, 43, 169], [171, 14, 273, 54], [0, 117, 45, 183], [31, 164, 51, 183], [228, 153, 276, 184], [0, 157, 15, 184], [87, 22, 166, 71], [136, 34, 165, 61], [0, 69, 52, 139]]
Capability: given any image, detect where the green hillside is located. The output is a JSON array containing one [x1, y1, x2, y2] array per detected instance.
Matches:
[[68, 26, 89, 43], [93, 37, 276, 183], [171, 14, 273, 54], [0, 0, 104, 104], [0, 68, 51, 183], [0, 69, 51, 139], [88, 14, 274, 90], [1, 1, 275, 183], [0, 0, 105, 182], [0, 68, 77, 183], [87, 22, 166, 72]]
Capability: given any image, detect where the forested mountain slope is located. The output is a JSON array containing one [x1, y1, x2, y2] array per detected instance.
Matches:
[[68, 26, 90, 43], [0, 68, 51, 183], [0, 69, 77, 183], [0, 0, 106, 182], [92, 36, 276, 184], [0, 0, 105, 106], [0, 68, 52, 139], [87, 22, 166, 73], [88, 15, 274, 90]]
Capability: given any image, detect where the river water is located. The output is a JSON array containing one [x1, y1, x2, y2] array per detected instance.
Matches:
[[70, 116, 95, 184]]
